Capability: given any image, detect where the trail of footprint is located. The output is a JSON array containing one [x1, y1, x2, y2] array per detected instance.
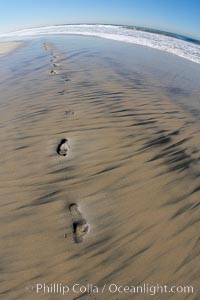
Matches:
[[47, 46, 75, 117], [44, 43, 75, 144], [44, 42, 80, 246], [44, 43, 72, 83], [69, 204, 89, 243]]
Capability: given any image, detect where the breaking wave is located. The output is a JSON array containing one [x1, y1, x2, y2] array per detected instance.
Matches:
[[0, 24, 200, 64]]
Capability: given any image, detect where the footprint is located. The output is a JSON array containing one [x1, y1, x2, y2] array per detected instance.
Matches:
[[58, 90, 65, 95], [65, 110, 74, 116], [69, 203, 89, 243], [53, 63, 60, 67], [65, 78, 71, 82], [50, 70, 57, 74], [57, 138, 69, 156]]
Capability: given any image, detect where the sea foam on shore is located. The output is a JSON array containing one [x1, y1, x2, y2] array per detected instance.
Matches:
[[0, 24, 200, 64]]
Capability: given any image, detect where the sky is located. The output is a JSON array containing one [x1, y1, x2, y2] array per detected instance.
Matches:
[[0, 0, 199, 39]]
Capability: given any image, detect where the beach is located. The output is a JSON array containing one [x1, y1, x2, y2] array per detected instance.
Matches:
[[0, 35, 200, 300], [0, 41, 24, 58]]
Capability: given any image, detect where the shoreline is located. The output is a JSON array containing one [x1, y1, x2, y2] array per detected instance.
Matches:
[[0, 24, 199, 64], [0, 41, 24, 58]]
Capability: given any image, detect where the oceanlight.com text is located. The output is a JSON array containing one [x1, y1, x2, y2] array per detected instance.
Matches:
[[25, 282, 194, 296]]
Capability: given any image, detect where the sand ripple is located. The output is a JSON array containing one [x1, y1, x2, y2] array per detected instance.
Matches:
[[0, 39, 199, 300]]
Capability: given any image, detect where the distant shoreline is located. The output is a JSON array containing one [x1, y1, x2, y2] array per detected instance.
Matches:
[[122, 25, 200, 45], [0, 41, 24, 58], [1, 23, 199, 44], [0, 24, 199, 64]]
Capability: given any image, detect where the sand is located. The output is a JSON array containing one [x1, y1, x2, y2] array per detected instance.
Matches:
[[0, 41, 24, 58], [0, 36, 199, 300]]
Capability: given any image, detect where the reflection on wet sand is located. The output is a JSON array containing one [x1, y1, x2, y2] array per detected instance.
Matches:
[[0, 41, 24, 58], [0, 38, 200, 300]]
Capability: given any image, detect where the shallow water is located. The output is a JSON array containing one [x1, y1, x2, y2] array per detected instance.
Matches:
[[1, 24, 200, 64], [0, 36, 200, 300]]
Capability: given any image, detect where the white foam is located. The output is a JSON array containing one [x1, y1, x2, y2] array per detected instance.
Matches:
[[0, 24, 200, 64]]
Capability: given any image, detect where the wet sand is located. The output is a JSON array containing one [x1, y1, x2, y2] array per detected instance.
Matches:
[[0, 41, 24, 58], [0, 36, 200, 300]]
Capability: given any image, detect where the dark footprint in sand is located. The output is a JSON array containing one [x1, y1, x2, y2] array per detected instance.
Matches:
[[57, 138, 69, 156], [69, 203, 89, 243], [50, 70, 56, 74], [65, 110, 74, 116], [53, 63, 60, 67], [58, 90, 65, 95], [65, 78, 71, 82]]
